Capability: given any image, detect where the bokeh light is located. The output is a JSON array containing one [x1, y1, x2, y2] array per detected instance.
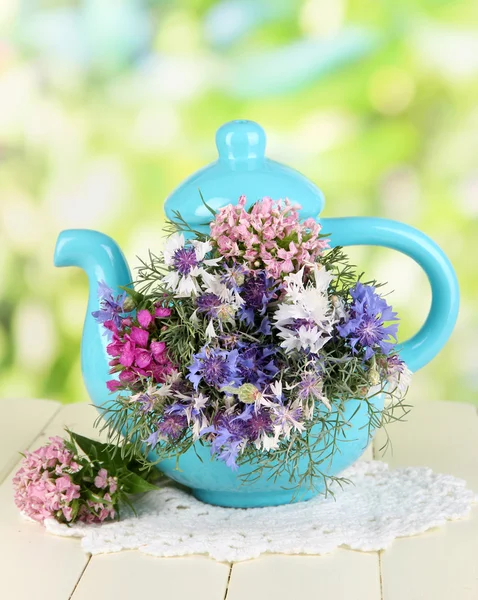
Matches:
[[0, 0, 477, 406]]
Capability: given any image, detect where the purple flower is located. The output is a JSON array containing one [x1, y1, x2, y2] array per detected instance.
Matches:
[[187, 347, 241, 390], [236, 343, 278, 388], [337, 283, 398, 360], [297, 370, 324, 402], [238, 271, 279, 326], [196, 293, 222, 319], [244, 408, 273, 440], [386, 354, 406, 375], [134, 391, 156, 413], [157, 414, 187, 439], [92, 281, 126, 332], [146, 413, 187, 446], [290, 318, 317, 332], [258, 316, 272, 335], [172, 246, 198, 275], [205, 412, 250, 470], [220, 262, 247, 291], [145, 429, 160, 448]]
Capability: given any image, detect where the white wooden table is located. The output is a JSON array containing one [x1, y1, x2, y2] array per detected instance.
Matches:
[[0, 398, 477, 600]]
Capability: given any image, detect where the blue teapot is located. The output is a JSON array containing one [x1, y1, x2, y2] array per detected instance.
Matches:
[[54, 120, 459, 507]]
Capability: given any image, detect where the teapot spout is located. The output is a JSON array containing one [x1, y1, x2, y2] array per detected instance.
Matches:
[[54, 229, 132, 409]]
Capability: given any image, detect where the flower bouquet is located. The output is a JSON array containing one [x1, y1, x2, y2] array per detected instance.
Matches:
[[91, 196, 410, 504], [13, 432, 158, 525]]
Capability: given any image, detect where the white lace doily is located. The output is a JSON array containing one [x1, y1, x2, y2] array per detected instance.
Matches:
[[45, 461, 477, 562]]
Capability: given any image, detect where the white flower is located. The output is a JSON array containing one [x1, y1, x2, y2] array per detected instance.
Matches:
[[331, 294, 347, 320], [271, 399, 305, 440], [270, 380, 283, 401], [273, 265, 336, 354], [161, 233, 221, 297], [173, 392, 210, 441], [387, 364, 413, 398], [277, 324, 331, 355], [256, 433, 280, 452], [201, 270, 244, 307], [205, 319, 217, 339]]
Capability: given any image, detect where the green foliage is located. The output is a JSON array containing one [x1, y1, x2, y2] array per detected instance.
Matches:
[[67, 431, 158, 494]]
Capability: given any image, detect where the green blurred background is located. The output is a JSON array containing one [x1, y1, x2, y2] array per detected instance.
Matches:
[[0, 0, 476, 406]]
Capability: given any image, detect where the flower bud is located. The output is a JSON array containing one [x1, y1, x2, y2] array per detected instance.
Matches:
[[123, 296, 136, 312], [368, 365, 380, 386], [238, 383, 261, 404]]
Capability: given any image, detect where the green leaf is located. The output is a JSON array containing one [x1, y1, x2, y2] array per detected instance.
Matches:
[[68, 431, 122, 470], [198, 189, 216, 217], [122, 472, 159, 494], [119, 286, 145, 305]]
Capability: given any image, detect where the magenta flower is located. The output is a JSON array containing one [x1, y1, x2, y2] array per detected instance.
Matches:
[[137, 309, 153, 328], [104, 311, 176, 391]]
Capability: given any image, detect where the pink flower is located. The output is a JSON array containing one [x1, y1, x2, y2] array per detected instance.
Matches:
[[210, 197, 329, 277], [13, 438, 81, 523], [155, 306, 171, 318], [137, 309, 153, 328], [94, 468, 108, 489]]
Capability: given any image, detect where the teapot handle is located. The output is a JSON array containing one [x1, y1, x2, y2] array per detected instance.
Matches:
[[320, 217, 459, 372]]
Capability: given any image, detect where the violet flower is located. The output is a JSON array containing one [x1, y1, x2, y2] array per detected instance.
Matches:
[[187, 347, 241, 390], [337, 283, 399, 360], [236, 343, 278, 389], [196, 293, 223, 319], [92, 281, 127, 333], [238, 271, 279, 326], [204, 412, 251, 470]]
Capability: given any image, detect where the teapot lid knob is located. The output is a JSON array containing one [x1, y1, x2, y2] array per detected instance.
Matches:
[[216, 120, 266, 162]]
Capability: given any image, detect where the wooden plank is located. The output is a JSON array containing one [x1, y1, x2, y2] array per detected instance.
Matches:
[[374, 401, 478, 600], [0, 398, 61, 484], [226, 552, 381, 600], [0, 482, 90, 600], [0, 401, 98, 600], [0, 400, 230, 600], [374, 400, 478, 489], [41, 402, 105, 441], [71, 553, 230, 600]]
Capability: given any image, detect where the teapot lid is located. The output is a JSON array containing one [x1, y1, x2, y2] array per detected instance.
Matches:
[[164, 120, 325, 231]]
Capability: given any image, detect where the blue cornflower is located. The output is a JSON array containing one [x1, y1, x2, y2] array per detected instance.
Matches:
[[244, 407, 274, 441], [145, 413, 187, 446], [220, 262, 247, 291], [236, 343, 278, 389], [172, 246, 198, 275], [91, 280, 126, 332], [205, 411, 250, 470], [337, 283, 399, 360], [257, 316, 272, 335], [145, 429, 160, 448], [196, 293, 222, 319], [157, 414, 187, 440], [187, 346, 241, 390], [297, 370, 324, 402], [238, 271, 279, 326]]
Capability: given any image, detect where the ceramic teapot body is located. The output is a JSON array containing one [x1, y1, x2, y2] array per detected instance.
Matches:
[[54, 120, 459, 507]]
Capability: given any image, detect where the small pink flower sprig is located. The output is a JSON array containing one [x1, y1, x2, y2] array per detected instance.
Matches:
[[13, 432, 158, 525], [209, 196, 329, 278]]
